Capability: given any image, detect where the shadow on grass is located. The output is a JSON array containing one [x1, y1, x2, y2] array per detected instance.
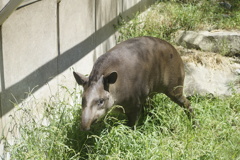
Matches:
[[64, 110, 128, 159]]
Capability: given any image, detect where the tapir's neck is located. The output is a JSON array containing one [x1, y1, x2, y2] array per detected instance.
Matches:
[[88, 52, 119, 86], [88, 54, 109, 83]]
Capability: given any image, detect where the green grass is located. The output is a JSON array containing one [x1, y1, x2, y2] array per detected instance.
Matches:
[[117, 0, 240, 42], [3, 85, 240, 159]]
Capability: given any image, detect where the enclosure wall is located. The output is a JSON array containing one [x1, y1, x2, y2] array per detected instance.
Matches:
[[0, 0, 156, 151]]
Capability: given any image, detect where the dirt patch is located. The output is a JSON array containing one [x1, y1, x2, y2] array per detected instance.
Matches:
[[176, 46, 239, 71], [175, 46, 240, 96]]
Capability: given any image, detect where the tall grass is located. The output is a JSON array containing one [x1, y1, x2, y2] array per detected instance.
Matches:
[[3, 86, 240, 159], [3, 86, 85, 159]]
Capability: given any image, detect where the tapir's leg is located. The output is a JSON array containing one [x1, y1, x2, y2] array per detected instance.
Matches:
[[126, 104, 143, 128], [165, 86, 194, 122]]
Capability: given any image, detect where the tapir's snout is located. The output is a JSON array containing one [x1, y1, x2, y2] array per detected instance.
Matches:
[[81, 123, 91, 131], [81, 108, 93, 131], [81, 117, 93, 131]]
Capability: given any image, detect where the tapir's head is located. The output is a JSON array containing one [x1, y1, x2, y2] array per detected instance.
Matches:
[[73, 71, 117, 131]]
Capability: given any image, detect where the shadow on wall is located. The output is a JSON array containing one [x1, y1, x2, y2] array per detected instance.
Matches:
[[0, 0, 156, 118]]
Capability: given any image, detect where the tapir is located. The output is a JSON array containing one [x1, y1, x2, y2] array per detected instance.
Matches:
[[73, 36, 194, 131]]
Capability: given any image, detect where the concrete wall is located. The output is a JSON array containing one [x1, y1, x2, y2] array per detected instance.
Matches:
[[0, 0, 156, 156], [0, 0, 10, 11]]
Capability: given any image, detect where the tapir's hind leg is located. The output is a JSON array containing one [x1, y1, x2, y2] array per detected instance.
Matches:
[[165, 86, 195, 123]]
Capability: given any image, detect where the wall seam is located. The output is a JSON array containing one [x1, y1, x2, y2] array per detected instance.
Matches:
[[0, 26, 5, 133], [56, 0, 60, 93]]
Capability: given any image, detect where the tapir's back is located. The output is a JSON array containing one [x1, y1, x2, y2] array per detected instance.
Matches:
[[90, 36, 185, 105]]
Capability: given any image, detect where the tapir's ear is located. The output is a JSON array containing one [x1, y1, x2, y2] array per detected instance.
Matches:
[[104, 71, 117, 84], [73, 71, 88, 86]]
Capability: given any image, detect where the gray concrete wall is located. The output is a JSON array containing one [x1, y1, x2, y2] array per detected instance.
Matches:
[[0, 0, 10, 11], [0, 0, 156, 153], [1, 0, 58, 139]]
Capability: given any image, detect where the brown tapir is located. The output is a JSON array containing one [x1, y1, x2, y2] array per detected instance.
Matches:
[[73, 36, 194, 131]]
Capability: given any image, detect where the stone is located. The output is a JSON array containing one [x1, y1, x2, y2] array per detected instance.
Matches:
[[175, 30, 240, 56], [184, 62, 239, 96], [219, 1, 232, 10], [179, 48, 240, 96]]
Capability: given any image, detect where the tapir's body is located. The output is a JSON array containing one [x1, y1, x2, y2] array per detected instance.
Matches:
[[74, 36, 193, 130]]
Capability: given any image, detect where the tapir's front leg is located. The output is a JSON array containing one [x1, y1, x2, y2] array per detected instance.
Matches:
[[126, 104, 143, 128]]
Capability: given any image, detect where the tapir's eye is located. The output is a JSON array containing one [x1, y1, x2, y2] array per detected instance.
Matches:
[[97, 98, 105, 106]]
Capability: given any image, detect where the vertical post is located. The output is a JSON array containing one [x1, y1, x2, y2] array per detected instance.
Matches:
[[56, 0, 60, 92], [0, 26, 4, 133]]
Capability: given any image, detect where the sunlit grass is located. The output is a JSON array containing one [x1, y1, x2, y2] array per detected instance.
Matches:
[[117, 0, 240, 42]]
